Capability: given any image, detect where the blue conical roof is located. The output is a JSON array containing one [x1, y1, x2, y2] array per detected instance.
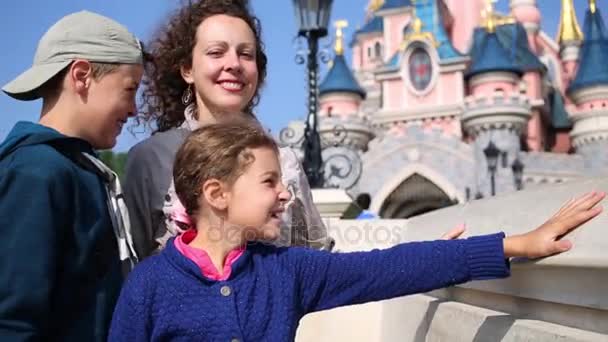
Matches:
[[357, 15, 383, 34], [568, 7, 608, 94], [495, 23, 545, 72], [319, 54, 366, 98], [378, 0, 412, 11], [465, 29, 523, 79], [550, 90, 572, 129]]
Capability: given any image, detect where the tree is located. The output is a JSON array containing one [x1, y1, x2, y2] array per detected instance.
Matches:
[[99, 150, 128, 181]]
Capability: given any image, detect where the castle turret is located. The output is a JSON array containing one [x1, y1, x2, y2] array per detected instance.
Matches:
[[463, 0, 531, 196], [510, 0, 541, 46], [318, 20, 373, 152], [566, 0, 608, 172], [319, 20, 366, 118], [557, 0, 584, 89]]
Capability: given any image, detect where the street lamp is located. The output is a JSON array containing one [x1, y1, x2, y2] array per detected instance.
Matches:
[[483, 140, 501, 196], [292, 0, 334, 188], [512, 157, 524, 190]]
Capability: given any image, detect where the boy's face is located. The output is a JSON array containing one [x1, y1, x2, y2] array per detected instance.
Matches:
[[82, 64, 143, 149], [225, 147, 291, 242]]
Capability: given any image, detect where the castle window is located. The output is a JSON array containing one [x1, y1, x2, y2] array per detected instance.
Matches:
[[408, 48, 433, 91], [402, 24, 410, 38], [374, 41, 382, 58]]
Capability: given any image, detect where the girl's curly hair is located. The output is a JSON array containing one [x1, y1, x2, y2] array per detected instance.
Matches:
[[138, 0, 267, 132]]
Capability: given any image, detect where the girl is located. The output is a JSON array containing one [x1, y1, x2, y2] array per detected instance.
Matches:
[[109, 122, 605, 341], [123, 0, 332, 259]]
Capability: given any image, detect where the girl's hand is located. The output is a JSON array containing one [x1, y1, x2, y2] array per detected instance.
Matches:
[[440, 223, 466, 240], [503, 191, 605, 259]]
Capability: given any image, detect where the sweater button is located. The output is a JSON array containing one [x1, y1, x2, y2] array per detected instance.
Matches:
[[220, 285, 232, 297]]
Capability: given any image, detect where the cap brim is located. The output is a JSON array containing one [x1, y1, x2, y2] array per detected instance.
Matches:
[[2, 61, 72, 101]]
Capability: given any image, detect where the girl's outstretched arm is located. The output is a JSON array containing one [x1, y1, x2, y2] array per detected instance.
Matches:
[[290, 232, 510, 314], [290, 191, 603, 315]]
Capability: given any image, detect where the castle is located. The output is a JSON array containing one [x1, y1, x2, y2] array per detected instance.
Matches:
[[280, 0, 608, 219]]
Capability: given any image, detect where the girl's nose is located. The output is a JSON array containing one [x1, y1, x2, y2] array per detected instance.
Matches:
[[278, 183, 292, 203]]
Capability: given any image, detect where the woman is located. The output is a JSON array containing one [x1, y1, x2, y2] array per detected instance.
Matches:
[[124, 0, 333, 259]]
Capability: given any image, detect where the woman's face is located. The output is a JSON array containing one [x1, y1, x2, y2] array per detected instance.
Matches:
[[182, 14, 259, 118]]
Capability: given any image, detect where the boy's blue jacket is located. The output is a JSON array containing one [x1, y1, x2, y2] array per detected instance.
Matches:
[[0, 121, 123, 342]]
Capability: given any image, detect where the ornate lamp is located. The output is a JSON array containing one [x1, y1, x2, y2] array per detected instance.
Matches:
[[483, 140, 501, 196], [292, 0, 334, 188]]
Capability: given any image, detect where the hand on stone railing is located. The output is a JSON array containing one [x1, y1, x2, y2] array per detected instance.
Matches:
[[502, 191, 605, 259], [440, 223, 466, 240]]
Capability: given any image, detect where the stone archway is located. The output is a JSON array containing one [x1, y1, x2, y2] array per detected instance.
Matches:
[[378, 173, 456, 219], [356, 126, 475, 217]]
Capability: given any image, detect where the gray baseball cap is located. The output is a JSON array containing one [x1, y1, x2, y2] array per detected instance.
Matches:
[[2, 10, 143, 101]]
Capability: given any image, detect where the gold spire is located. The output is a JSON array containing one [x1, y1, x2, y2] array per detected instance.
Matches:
[[482, 0, 497, 33], [557, 0, 584, 44], [400, 5, 438, 49], [367, 0, 385, 12], [590, 0, 596, 13], [334, 20, 348, 55]]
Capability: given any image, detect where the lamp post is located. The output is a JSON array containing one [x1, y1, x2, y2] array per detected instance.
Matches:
[[292, 0, 334, 188], [483, 140, 500, 196], [512, 157, 524, 190]]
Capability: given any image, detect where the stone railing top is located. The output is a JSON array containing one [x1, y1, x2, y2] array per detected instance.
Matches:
[[327, 176, 608, 315], [463, 92, 530, 110], [520, 151, 586, 176], [401, 176, 607, 269]]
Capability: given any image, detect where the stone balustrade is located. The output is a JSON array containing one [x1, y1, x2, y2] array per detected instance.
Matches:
[[297, 177, 608, 341]]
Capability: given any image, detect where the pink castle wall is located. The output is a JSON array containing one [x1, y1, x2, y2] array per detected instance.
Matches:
[[562, 60, 578, 93], [526, 109, 543, 151], [576, 99, 608, 111], [444, 0, 484, 53], [439, 72, 465, 103], [352, 45, 362, 70], [320, 94, 361, 117], [384, 13, 411, 62], [470, 80, 517, 96], [360, 37, 385, 70], [523, 72, 542, 100]]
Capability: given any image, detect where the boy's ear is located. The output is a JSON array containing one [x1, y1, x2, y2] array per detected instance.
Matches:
[[202, 179, 228, 211], [69, 59, 93, 94]]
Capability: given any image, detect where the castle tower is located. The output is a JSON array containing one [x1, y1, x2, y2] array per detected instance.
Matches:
[[510, 0, 541, 52], [566, 0, 608, 172], [463, 0, 531, 196], [509, 0, 545, 151], [318, 20, 373, 152], [319, 20, 366, 119], [557, 0, 584, 90], [366, 0, 385, 19], [443, 0, 486, 53]]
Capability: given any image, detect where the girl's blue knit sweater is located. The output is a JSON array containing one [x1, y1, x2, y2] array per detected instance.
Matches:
[[109, 233, 510, 341]]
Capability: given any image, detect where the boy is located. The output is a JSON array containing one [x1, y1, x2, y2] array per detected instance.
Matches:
[[0, 11, 141, 341]]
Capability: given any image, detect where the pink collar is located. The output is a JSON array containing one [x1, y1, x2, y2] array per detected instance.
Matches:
[[174, 229, 245, 281]]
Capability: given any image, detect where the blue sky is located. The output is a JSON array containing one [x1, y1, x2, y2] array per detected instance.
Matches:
[[0, 0, 596, 152]]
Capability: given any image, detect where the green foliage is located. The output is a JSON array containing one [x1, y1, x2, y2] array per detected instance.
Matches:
[[99, 150, 128, 180]]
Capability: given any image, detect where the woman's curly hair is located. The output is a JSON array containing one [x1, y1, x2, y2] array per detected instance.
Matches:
[[138, 0, 267, 132]]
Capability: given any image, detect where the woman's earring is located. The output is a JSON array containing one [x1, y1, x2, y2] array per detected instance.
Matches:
[[182, 84, 193, 105]]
